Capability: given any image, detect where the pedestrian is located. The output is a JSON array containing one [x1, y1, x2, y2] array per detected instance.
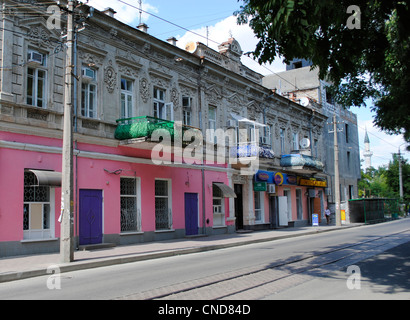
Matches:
[[325, 207, 331, 225]]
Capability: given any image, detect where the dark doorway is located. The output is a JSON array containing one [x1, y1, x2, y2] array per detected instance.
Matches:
[[234, 184, 243, 230], [269, 196, 279, 229]]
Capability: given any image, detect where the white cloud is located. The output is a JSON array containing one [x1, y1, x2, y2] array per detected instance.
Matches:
[[87, 0, 158, 26]]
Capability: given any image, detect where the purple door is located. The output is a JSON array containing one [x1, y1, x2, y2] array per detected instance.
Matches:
[[79, 190, 103, 245], [185, 193, 198, 236]]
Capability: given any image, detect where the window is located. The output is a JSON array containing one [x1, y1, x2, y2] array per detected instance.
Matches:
[[81, 67, 97, 118], [326, 88, 334, 104], [155, 179, 172, 230], [23, 171, 54, 240], [27, 51, 47, 108], [347, 151, 351, 170], [208, 106, 217, 143], [154, 88, 173, 120], [280, 128, 285, 154], [314, 139, 318, 158], [182, 96, 192, 126], [120, 177, 140, 232], [345, 124, 349, 143], [292, 132, 299, 151], [212, 184, 225, 227], [121, 79, 133, 119], [254, 192, 264, 222]]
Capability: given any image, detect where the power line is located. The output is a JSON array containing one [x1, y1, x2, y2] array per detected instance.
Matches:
[[116, 0, 220, 45]]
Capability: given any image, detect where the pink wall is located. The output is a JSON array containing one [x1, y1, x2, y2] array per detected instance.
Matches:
[[0, 131, 232, 242]]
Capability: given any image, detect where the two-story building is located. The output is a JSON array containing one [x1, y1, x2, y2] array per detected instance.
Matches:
[[0, 0, 328, 257]]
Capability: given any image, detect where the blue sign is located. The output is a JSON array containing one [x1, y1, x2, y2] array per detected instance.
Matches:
[[312, 214, 319, 226], [255, 170, 274, 184]]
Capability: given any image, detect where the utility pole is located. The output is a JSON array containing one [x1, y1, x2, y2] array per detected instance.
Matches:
[[399, 148, 403, 200], [329, 115, 342, 227], [60, 0, 76, 263]]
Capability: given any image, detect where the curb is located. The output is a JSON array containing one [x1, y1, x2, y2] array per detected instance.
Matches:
[[0, 224, 361, 283]]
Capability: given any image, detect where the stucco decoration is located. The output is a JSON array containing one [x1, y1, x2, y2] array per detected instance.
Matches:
[[104, 62, 117, 94], [140, 78, 149, 103]]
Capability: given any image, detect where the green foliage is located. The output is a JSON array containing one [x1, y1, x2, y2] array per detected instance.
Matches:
[[236, 0, 410, 142], [358, 155, 410, 204]]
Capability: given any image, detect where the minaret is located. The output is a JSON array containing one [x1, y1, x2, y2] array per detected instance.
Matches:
[[363, 128, 373, 169]]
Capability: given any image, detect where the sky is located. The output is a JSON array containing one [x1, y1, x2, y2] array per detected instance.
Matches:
[[87, 0, 409, 169]]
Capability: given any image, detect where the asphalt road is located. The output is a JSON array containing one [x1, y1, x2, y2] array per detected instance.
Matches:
[[0, 219, 409, 300]]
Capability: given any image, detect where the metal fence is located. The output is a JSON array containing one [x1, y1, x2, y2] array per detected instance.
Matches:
[[348, 198, 400, 224]]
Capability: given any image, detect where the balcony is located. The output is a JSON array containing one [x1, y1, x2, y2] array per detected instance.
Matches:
[[229, 142, 275, 161], [115, 116, 202, 146], [280, 154, 324, 173]]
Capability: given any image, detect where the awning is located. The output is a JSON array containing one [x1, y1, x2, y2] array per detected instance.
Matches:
[[230, 113, 267, 127], [213, 183, 237, 198], [28, 170, 62, 187]]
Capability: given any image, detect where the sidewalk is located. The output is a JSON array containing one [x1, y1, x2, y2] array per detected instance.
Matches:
[[0, 224, 362, 283]]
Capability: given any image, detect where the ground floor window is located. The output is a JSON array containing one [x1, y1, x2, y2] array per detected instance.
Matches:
[[155, 179, 172, 230], [23, 171, 54, 240], [212, 185, 225, 227], [120, 177, 141, 232]]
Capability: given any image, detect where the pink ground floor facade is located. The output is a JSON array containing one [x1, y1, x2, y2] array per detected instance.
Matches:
[[0, 132, 327, 257]]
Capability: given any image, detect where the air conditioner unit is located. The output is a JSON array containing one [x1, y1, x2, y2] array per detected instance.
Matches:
[[27, 51, 43, 65], [82, 67, 95, 80], [226, 119, 237, 128], [268, 184, 276, 194], [260, 136, 269, 145]]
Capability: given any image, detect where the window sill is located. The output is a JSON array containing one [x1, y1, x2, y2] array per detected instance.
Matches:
[[120, 231, 144, 236], [155, 229, 175, 233], [21, 238, 59, 244]]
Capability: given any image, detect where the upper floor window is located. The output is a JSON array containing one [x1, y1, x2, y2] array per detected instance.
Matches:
[[208, 106, 217, 143], [81, 66, 97, 118], [154, 87, 173, 121], [280, 128, 286, 154], [27, 50, 47, 108], [182, 96, 192, 126], [121, 78, 133, 119], [292, 132, 299, 151]]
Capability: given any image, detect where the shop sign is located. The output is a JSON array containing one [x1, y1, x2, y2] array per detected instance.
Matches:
[[274, 172, 285, 185], [255, 171, 274, 183], [254, 182, 267, 192], [299, 178, 327, 188]]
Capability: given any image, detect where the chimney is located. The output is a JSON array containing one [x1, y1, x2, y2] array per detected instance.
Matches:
[[167, 37, 178, 46], [102, 7, 117, 18], [137, 23, 149, 33]]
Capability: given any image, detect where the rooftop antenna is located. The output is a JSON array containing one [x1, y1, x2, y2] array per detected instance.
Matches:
[[138, 0, 143, 25], [206, 26, 209, 47]]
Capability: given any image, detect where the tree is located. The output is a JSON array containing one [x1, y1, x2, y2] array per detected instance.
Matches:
[[236, 0, 410, 142]]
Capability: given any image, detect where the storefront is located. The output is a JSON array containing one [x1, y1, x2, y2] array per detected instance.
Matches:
[[254, 171, 328, 228]]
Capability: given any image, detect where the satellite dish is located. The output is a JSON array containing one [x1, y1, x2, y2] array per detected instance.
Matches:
[[300, 138, 311, 149], [185, 41, 197, 53], [300, 97, 310, 107]]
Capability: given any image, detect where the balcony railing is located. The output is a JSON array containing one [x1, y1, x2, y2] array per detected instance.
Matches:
[[280, 154, 324, 172], [115, 116, 202, 144]]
